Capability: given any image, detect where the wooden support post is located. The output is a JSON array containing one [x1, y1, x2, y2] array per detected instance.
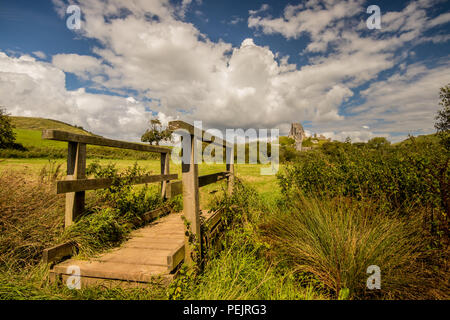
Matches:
[[226, 146, 235, 195], [160, 153, 170, 200], [182, 135, 200, 264], [65, 142, 86, 228]]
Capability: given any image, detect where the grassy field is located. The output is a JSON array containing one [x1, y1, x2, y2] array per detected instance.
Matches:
[[0, 158, 280, 208]]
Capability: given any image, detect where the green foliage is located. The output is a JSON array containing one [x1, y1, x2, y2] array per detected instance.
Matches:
[[0, 107, 16, 148], [435, 83, 450, 132], [64, 208, 130, 255], [278, 139, 449, 219], [0, 108, 25, 151], [302, 137, 314, 147], [184, 230, 323, 300], [279, 136, 295, 146], [435, 84, 450, 152], [366, 137, 391, 149], [87, 161, 163, 220], [141, 119, 172, 146], [279, 145, 300, 162], [63, 162, 164, 257]]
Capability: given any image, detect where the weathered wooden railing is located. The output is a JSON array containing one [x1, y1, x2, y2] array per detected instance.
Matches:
[[42, 130, 177, 228], [168, 120, 235, 263]]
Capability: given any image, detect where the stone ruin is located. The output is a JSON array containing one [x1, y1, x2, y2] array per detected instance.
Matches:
[[288, 123, 305, 151]]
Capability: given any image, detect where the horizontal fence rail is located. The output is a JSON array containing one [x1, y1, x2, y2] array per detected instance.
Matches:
[[42, 130, 172, 154], [168, 120, 233, 148], [56, 174, 178, 194], [198, 172, 229, 188]]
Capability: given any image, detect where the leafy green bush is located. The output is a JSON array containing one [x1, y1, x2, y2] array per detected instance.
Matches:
[[278, 138, 449, 216], [0, 108, 16, 149]]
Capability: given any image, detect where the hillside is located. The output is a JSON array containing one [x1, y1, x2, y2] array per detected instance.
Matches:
[[2, 116, 159, 160], [11, 116, 95, 136], [10, 116, 96, 150], [394, 133, 440, 146]]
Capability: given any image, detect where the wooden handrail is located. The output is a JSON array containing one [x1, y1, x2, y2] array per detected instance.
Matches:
[[168, 120, 234, 148], [198, 172, 229, 188], [56, 174, 178, 194], [42, 130, 172, 154]]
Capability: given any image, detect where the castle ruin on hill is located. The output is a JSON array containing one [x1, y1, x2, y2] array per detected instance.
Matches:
[[288, 123, 306, 151]]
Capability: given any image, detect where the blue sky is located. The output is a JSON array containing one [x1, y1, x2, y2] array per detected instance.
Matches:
[[0, 0, 449, 141]]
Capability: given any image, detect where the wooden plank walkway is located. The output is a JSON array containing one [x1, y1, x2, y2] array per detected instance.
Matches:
[[50, 213, 185, 287]]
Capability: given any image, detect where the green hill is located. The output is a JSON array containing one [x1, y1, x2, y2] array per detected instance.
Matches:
[[11, 116, 94, 135], [11, 116, 96, 150], [1, 116, 158, 160], [394, 133, 440, 146]]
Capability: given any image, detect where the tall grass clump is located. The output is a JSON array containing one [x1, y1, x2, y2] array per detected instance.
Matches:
[[0, 164, 65, 269], [260, 195, 443, 299]]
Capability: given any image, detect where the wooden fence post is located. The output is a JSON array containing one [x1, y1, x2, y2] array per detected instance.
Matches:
[[226, 146, 235, 194], [182, 135, 200, 264], [160, 153, 170, 200], [65, 142, 86, 228]]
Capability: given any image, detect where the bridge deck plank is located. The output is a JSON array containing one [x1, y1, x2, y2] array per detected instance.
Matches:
[[50, 213, 185, 286]]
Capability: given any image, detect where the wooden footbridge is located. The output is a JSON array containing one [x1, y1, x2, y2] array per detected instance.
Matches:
[[41, 121, 235, 288]]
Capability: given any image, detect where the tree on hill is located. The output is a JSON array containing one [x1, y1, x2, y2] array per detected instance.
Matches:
[[0, 107, 17, 149], [367, 137, 391, 149], [141, 119, 172, 146], [435, 83, 450, 132], [435, 83, 450, 151]]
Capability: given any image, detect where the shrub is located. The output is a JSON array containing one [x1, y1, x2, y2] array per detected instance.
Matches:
[[0, 108, 16, 149], [277, 139, 449, 227]]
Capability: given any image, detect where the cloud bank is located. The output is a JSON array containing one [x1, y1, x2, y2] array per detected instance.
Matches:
[[0, 0, 449, 142]]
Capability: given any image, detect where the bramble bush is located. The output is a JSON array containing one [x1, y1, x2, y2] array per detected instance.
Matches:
[[277, 137, 449, 237]]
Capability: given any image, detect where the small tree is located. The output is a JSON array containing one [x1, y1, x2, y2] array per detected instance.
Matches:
[[435, 84, 450, 132], [435, 84, 450, 151], [141, 119, 172, 146], [0, 107, 16, 149], [367, 137, 391, 149]]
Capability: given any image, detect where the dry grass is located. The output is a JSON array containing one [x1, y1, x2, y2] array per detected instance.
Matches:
[[0, 164, 65, 269]]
